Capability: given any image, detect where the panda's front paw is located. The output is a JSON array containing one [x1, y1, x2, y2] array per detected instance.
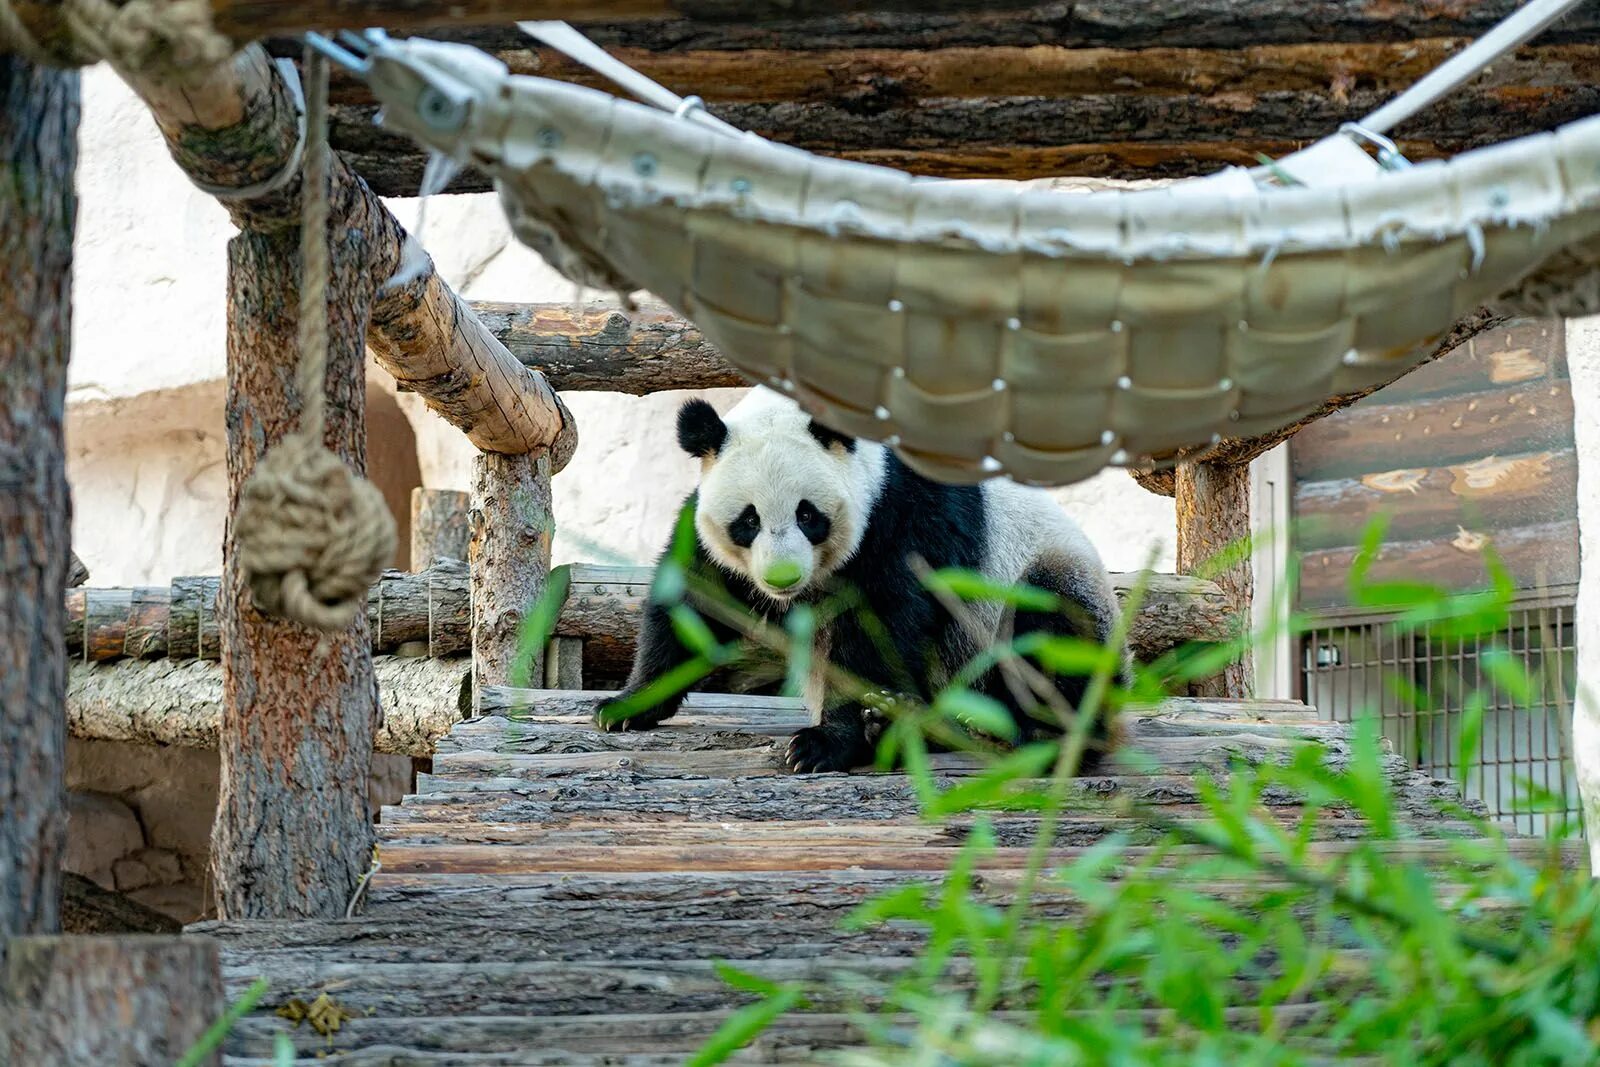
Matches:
[[782, 725, 863, 774], [594, 693, 680, 733]]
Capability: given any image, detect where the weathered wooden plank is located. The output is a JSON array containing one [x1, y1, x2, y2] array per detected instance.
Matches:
[[1292, 380, 1576, 482], [1363, 319, 1567, 406], [468, 689, 1317, 732], [1297, 519, 1581, 610], [1294, 449, 1579, 552], [387, 763, 1482, 825], [555, 563, 1234, 681], [65, 656, 469, 756]]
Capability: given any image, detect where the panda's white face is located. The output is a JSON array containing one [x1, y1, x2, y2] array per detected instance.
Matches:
[[680, 390, 884, 603]]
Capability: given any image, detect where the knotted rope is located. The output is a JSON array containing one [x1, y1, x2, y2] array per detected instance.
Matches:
[[0, 0, 231, 72], [234, 47, 396, 632]]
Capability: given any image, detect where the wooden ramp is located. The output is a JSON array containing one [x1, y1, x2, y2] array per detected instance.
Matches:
[[198, 691, 1557, 1064]]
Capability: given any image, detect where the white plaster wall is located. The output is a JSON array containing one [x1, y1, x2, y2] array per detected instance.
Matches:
[[1563, 317, 1600, 867], [66, 72, 1174, 588]]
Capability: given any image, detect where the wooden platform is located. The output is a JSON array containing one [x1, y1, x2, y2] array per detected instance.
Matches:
[[197, 691, 1573, 1064]]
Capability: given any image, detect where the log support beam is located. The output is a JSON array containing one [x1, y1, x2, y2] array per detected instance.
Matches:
[[1176, 461, 1254, 699], [0, 55, 76, 945], [411, 487, 471, 569], [470, 451, 554, 697], [2, 936, 223, 1065]]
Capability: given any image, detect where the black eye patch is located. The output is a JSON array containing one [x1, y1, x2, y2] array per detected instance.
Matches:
[[795, 499, 831, 546], [728, 504, 760, 548]]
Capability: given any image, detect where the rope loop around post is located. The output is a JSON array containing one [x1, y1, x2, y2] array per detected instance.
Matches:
[[235, 44, 396, 633]]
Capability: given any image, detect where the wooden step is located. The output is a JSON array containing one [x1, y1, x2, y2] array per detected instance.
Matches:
[[553, 562, 1235, 681]]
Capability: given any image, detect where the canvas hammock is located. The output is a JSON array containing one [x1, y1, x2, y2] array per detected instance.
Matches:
[[316, 0, 1600, 485]]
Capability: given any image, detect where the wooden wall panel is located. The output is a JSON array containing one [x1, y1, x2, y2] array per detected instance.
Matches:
[[1292, 319, 1579, 611]]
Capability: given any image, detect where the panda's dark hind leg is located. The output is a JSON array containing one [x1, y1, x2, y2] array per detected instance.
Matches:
[[973, 563, 1125, 773]]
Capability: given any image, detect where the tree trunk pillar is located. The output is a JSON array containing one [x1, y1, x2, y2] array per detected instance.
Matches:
[[411, 487, 470, 569], [470, 451, 553, 698], [212, 213, 381, 918], [0, 57, 77, 943], [1175, 459, 1255, 699], [2, 936, 224, 1065]]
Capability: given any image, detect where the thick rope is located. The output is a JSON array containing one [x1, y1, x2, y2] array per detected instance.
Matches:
[[0, 0, 231, 71], [234, 46, 396, 633]]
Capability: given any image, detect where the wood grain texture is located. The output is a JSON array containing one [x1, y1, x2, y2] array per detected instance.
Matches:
[[0, 56, 76, 942], [470, 451, 553, 692], [410, 488, 470, 569], [1175, 461, 1253, 699], [65, 656, 469, 756], [2, 936, 222, 1066], [213, 174, 379, 920], [66, 560, 470, 663], [121, 45, 574, 463]]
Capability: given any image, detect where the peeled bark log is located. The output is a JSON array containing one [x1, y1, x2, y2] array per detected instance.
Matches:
[[2, 936, 222, 1066], [473, 300, 746, 394], [411, 487, 470, 569], [61, 872, 183, 935], [213, 183, 378, 919], [118, 46, 574, 463], [67, 560, 470, 663], [66, 656, 469, 756], [470, 451, 554, 693], [0, 56, 76, 943], [1176, 461, 1254, 699]]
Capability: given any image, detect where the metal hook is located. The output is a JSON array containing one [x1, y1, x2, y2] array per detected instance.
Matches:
[[1339, 122, 1412, 171]]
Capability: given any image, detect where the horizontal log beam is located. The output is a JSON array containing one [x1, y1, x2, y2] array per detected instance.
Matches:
[[472, 300, 745, 394], [115, 47, 574, 461], [18, 0, 1600, 61], [65, 559, 470, 662], [554, 563, 1234, 682], [66, 656, 469, 756]]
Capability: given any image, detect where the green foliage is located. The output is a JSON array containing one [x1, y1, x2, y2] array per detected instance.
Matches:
[[175, 976, 270, 1067], [601, 513, 1593, 1064]]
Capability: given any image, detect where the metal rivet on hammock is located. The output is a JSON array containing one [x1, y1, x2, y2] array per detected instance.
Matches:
[[1110, 449, 1129, 464], [1489, 186, 1511, 209], [1218, 378, 1234, 392], [991, 379, 1006, 392], [730, 177, 752, 194], [632, 152, 658, 177], [417, 87, 468, 131], [887, 299, 905, 313], [1100, 430, 1116, 446], [1110, 320, 1124, 333], [536, 127, 562, 149], [874, 405, 891, 420], [1005, 317, 1021, 331], [1228, 410, 1242, 422], [1237, 320, 1250, 332], [1342, 349, 1361, 365], [780, 378, 795, 391], [1003, 431, 1016, 443], [1210, 433, 1223, 445], [981, 456, 1003, 473], [892, 367, 906, 379], [885, 434, 902, 446], [1116, 376, 1133, 390]]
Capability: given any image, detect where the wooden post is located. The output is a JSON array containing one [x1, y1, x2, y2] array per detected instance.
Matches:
[[2, 936, 223, 1065], [545, 635, 585, 690], [411, 487, 470, 568], [470, 451, 553, 697], [211, 185, 381, 919], [0, 56, 77, 942], [1175, 459, 1255, 699]]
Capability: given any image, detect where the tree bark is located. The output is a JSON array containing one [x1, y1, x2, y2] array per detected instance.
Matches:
[[2, 936, 223, 1066], [1175, 461, 1254, 699], [412, 488, 471, 569], [212, 197, 379, 919], [470, 451, 554, 695], [0, 57, 76, 944]]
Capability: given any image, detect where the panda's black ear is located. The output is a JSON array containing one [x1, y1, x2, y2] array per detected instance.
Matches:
[[807, 419, 856, 453], [677, 398, 728, 458]]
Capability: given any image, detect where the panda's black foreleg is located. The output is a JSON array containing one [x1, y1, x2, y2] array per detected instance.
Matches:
[[977, 564, 1128, 773], [782, 702, 875, 774]]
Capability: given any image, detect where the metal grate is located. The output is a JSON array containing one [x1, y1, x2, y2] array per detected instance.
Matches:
[[1299, 600, 1582, 836]]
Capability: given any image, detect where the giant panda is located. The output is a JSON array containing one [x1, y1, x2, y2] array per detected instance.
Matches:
[[595, 386, 1132, 774]]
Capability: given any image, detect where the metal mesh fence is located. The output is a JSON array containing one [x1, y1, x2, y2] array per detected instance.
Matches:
[[1299, 600, 1581, 836]]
